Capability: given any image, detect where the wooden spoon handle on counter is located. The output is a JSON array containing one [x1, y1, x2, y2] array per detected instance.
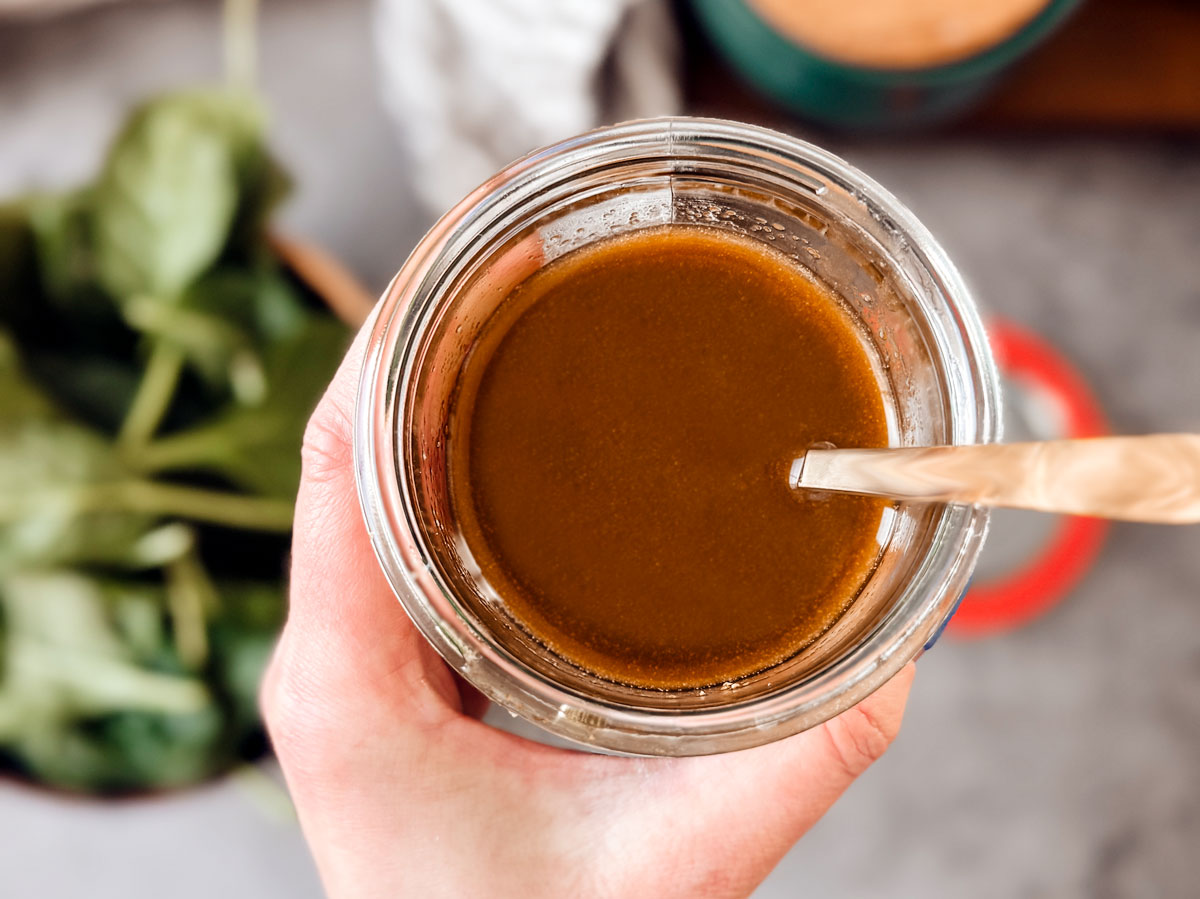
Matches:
[[792, 434, 1200, 524]]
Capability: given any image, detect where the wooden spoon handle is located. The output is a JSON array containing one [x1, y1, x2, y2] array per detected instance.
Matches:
[[793, 435, 1200, 524]]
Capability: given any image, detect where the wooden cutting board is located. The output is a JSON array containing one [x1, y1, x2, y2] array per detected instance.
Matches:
[[968, 0, 1200, 129]]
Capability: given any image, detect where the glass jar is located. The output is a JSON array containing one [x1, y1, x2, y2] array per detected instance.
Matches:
[[354, 118, 1001, 755]]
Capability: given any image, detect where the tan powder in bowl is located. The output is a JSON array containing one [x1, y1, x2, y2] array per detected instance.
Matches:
[[747, 0, 1052, 69]]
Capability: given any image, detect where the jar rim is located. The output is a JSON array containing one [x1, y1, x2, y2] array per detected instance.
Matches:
[[354, 117, 1002, 754]]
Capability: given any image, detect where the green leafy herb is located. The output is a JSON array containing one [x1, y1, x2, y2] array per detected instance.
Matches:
[[0, 81, 350, 794], [0, 333, 152, 573], [29, 191, 102, 309], [130, 317, 346, 498], [92, 93, 250, 302], [0, 570, 287, 792], [0, 330, 56, 424], [22, 351, 142, 434], [0, 336, 296, 577], [0, 417, 155, 574], [0, 203, 40, 330]]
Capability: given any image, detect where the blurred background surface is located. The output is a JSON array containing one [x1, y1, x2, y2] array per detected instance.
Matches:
[[2, 0, 1198, 896]]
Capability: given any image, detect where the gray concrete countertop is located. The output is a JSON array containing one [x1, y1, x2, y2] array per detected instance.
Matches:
[[2, 1, 1198, 896]]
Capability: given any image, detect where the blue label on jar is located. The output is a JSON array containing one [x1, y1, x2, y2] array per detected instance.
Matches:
[[923, 581, 972, 651]]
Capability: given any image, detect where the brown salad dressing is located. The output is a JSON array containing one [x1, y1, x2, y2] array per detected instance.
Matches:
[[449, 226, 889, 689]]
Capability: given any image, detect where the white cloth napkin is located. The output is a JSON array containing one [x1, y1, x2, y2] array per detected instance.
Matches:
[[374, 0, 680, 215]]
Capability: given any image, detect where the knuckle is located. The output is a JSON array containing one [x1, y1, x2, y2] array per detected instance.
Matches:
[[300, 396, 353, 486], [823, 703, 896, 779], [260, 635, 347, 778]]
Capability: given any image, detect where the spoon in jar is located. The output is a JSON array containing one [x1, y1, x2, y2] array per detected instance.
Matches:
[[790, 434, 1200, 524]]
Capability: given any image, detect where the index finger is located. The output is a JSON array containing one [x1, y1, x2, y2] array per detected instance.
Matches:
[[276, 323, 460, 717]]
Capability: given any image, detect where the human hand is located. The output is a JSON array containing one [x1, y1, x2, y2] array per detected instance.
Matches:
[[262, 329, 916, 899]]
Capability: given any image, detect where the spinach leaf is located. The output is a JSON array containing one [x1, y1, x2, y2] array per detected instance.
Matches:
[[207, 581, 284, 743], [0, 572, 282, 792], [121, 294, 266, 405], [129, 263, 310, 406], [130, 317, 348, 498], [0, 202, 39, 331], [183, 264, 309, 346], [0, 202, 32, 278], [0, 330, 57, 425], [29, 191, 100, 306], [92, 91, 259, 302], [0, 419, 157, 574], [171, 90, 291, 260], [0, 571, 216, 791], [9, 706, 226, 793], [0, 82, 347, 793], [22, 351, 142, 435], [0, 572, 209, 716], [0, 333, 155, 572], [226, 152, 292, 260]]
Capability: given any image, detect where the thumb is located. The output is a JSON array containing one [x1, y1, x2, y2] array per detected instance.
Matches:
[[262, 324, 462, 765], [707, 662, 915, 824], [608, 663, 916, 897]]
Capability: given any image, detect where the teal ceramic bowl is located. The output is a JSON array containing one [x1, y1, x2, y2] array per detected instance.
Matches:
[[690, 0, 1083, 129]]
